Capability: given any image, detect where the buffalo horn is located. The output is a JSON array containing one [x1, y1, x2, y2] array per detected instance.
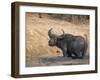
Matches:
[[48, 28, 53, 37], [62, 29, 65, 36], [58, 29, 65, 39]]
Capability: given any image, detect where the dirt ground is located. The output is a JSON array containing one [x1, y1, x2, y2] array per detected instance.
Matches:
[[25, 13, 89, 67]]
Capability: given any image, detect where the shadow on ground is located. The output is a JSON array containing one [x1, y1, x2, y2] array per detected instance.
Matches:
[[26, 55, 89, 67]]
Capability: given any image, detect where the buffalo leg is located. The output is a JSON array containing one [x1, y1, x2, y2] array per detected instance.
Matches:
[[72, 51, 84, 59], [72, 52, 79, 59], [67, 50, 72, 57], [77, 52, 84, 59], [62, 50, 68, 57]]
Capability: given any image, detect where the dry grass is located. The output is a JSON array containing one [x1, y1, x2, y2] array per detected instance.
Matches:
[[25, 13, 89, 67]]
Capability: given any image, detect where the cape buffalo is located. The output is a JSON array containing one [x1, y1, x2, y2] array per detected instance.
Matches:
[[48, 28, 87, 59]]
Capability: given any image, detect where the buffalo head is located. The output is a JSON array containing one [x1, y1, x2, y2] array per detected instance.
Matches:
[[48, 28, 65, 46]]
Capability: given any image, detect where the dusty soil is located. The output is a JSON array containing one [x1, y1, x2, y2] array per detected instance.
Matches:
[[27, 56, 89, 67], [25, 13, 89, 67]]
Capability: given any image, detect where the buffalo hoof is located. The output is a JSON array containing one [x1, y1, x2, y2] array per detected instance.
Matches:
[[72, 56, 84, 59], [67, 56, 72, 58], [78, 57, 84, 59], [72, 56, 78, 59]]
